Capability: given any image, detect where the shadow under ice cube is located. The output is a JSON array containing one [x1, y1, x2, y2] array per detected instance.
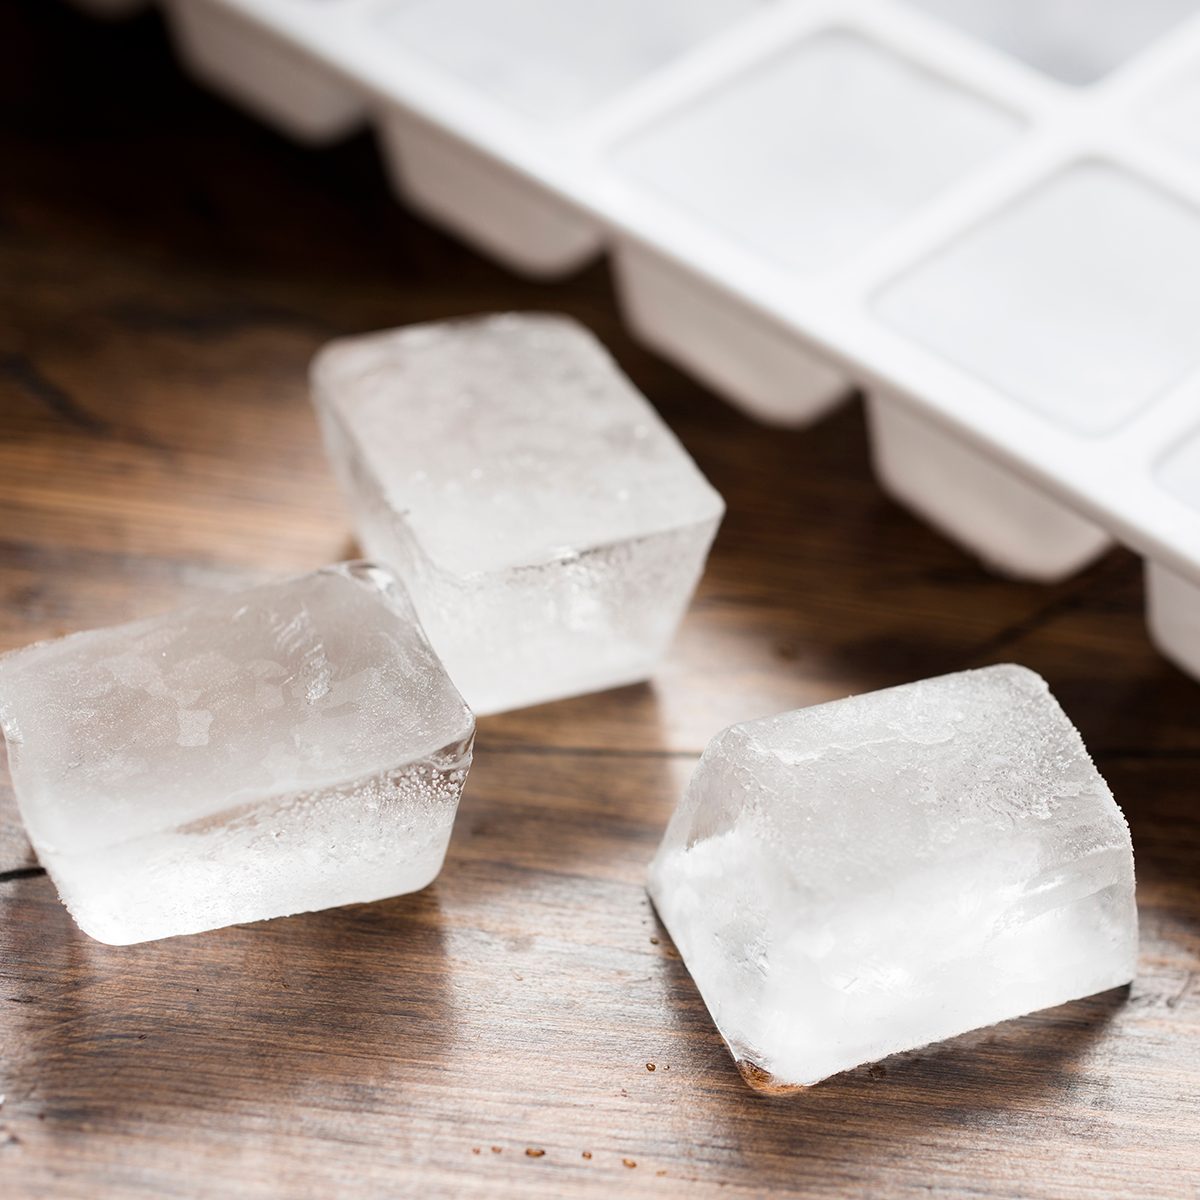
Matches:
[[649, 664, 1137, 1088], [0, 562, 474, 945], [311, 313, 725, 715]]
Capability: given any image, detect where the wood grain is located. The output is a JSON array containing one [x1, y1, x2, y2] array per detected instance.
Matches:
[[1, 4, 1198, 1196]]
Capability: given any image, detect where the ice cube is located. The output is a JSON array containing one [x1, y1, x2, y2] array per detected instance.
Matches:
[[311, 314, 725, 715], [648, 664, 1137, 1088], [0, 562, 474, 945]]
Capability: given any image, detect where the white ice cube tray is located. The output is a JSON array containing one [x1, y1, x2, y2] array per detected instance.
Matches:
[[91, 0, 1200, 681]]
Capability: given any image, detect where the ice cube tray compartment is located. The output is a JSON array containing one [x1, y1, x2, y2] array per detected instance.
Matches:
[[608, 30, 1025, 275], [865, 392, 1113, 581], [373, 0, 770, 125], [377, 110, 605, 277], [162, 0, 365, 143], [871, 162, 1200, 438], [75, 0, 1200, 684], [905, 0, 1200, 86], [372, 0, 775, 275], [612, 242, 850, 426]]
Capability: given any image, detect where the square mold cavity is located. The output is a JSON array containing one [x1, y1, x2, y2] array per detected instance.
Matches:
[[377, 111, 605, 278], [874, 162, 1200, 438], [610, 29, 1021, 275], [372, 0, 762, 275], [612, 242, 850, 426], [374, 0, 770, 124], [164, 0, 363, 143], [905, 0, 1200, 86], [866, 391, 1110, 581]]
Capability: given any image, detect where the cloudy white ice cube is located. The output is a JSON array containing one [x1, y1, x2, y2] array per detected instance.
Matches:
[[0, 562, 473, 944], [311, 314, 724, 714], [649, 665, 1137, 1088]]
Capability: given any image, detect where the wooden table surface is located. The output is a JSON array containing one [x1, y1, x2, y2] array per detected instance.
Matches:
[[2, 5, 1199, 1197]]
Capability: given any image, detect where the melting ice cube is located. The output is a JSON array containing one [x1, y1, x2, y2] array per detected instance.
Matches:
[[649, 664, 1137, 1087], [311, 313, 725, 714], [0, 562, 473, 944]]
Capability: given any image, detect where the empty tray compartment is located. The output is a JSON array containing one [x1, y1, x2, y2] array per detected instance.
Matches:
[[873, 161, 1200, 579], [867, 391, 1110, 580], [904, 0, 1200, 86], [609, 28, 1021, 423], [373, 0, 770, 277], [164, 0, 364, 144], [613, 240, 848, 425], [378, 112, 603, 278]]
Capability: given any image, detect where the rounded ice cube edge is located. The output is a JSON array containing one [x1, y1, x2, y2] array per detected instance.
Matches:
[[648, 663, 1138, 1090]]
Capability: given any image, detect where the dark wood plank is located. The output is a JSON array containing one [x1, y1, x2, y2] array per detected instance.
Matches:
[[1, 3, 1198, 1196]]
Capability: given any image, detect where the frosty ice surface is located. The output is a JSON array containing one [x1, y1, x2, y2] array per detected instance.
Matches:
[[0, 562, 474, 945], [311, 313, 725, 714], [649, 665, 1137, 1088]]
